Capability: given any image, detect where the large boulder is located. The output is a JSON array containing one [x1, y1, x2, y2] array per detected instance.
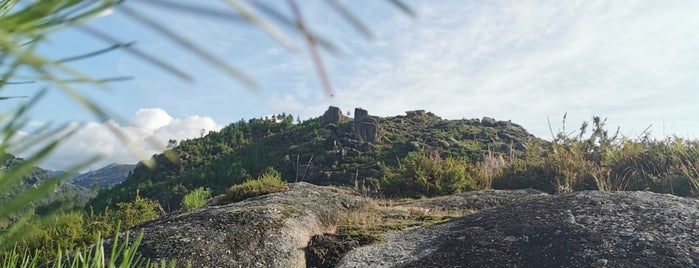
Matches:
[[121, 183, 362, 268], [357, 122, 378, 143], [320, 106, 344, 125], [339, 191, 699, 267], [353, 108, 379, 143]]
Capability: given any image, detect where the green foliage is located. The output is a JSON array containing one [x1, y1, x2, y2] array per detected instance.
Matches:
[[89, 115, 301, 212], [0, 0, 127, 261], [2, 227, 173, 268], [112, 194, 163, 230], [224, 168, 287, 203], [493, 116, 699, 196], [96, 112, 530, 211], [1, 193, 162, 263], [381, 151, 478, 198], [181, 187, 211, 211]]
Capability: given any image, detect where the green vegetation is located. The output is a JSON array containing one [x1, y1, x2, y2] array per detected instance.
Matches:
[[181, 187, 212, 211], [91, 112, 532, 212], [381, 151, 477, 198], [1, 0, 696, 264], [493, 116, 699, 197], [2, 229, 172, 268], [224, 168, 287, 204], [1, 194, 162, 264]]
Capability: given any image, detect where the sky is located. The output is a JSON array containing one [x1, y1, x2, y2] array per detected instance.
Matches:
[[3, 0, 699, 171]]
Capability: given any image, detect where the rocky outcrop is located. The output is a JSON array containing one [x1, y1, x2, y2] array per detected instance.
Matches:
[[405, 110, 425, 116], [119, 183, 362, 268], [105, 184, 699, 267], [353, 108, 379, 143], [320, 106, 344, 126], [338, 191, 699, 267], [357, 122, 378, 143], [481, 116, 497, 127]]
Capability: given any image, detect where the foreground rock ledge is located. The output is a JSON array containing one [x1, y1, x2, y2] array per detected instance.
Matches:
[[127, 183, 362, 268], [338, 191, 699, 268]]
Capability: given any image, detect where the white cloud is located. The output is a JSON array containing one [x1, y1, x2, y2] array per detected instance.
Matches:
[[28, 108, 223, 171], [130, 108, 173, 132]]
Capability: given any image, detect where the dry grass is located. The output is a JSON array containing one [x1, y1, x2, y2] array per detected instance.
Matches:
[[335, 197, 475, 245]]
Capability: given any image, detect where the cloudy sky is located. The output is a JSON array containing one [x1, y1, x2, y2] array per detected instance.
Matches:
[[4, 0, 699, 171]]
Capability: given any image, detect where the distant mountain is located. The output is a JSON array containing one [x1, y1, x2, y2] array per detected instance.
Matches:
[[71, 163, 136, 189], [0, 152, 94, 218]]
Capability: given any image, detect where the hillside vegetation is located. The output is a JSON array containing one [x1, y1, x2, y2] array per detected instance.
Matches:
[[89, 108, 537, 211], [89, 108, 699, 214]]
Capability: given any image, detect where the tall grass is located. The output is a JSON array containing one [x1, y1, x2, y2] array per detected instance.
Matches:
[[493, 116, 699, 197], [1, 226, 175, 268]]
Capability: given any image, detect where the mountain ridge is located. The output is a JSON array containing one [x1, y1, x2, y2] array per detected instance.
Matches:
[[70, 163, 136, 189]]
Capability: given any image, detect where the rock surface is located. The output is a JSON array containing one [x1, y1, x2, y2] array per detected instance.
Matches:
[[110, 185, 699, 267], [354, 108, 379, 143], [320, 106, 344, 125], [412, 189, 545, 211], [125, 183, 362, 268], [338, 191, 699, 268]]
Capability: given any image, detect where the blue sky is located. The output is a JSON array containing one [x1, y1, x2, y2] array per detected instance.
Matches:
[[5, 0, 699, 171]]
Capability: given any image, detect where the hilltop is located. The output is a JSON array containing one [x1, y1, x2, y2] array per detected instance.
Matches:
[[89, 107, 538, 211]]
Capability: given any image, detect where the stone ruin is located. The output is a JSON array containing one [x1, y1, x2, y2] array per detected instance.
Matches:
[[405, 110, 426, 116], [318, 106, 380, 143], [354, 108, 379, 143], [320, 106, 344, 125]]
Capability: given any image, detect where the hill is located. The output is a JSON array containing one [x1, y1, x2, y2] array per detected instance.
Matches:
[[89, 107, 539, 211], [70, 163, 136, 189], [0, 152, 93, 226]]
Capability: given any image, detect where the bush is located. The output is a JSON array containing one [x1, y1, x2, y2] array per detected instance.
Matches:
[[493, 116, 699, 197], [492, 148, 598, 194], [381, 151, 476, 198], [113, 195, 163, 229], [225, 168, 287, 203], [181, 187, 211, 211], [603, 137, 699, 196]]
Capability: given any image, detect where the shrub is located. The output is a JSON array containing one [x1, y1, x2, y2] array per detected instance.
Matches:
[[603, 137, 699, 196], [492, 155, 597, 194], [494, 116, 699, 197], [381, 151, 476, 198], [225, 168, 287, 203], [113, 195, 163, 229], [181, 187, 212, 211]]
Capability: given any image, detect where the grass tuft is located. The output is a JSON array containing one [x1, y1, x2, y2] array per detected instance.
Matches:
[[224, 168, 287, 203]]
